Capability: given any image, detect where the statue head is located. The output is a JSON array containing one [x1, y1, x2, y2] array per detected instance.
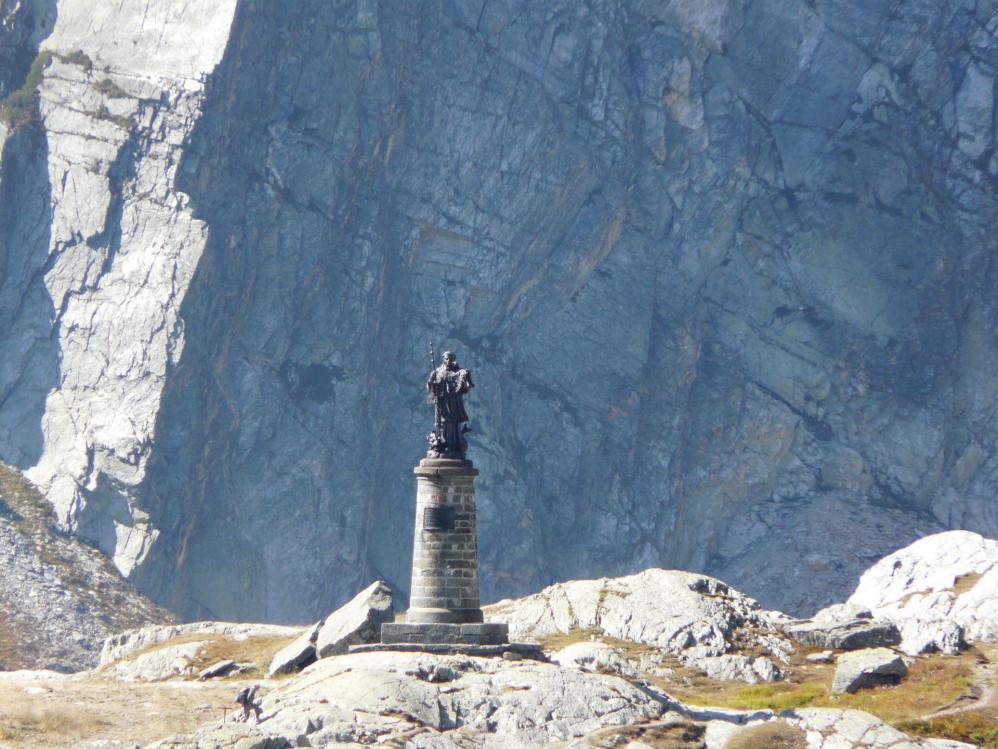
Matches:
[[442, 351, 456, 369]]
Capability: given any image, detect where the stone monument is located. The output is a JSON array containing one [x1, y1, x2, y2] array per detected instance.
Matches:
[[354, 347, 541, 657]]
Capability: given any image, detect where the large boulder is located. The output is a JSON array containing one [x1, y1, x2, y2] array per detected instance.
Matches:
[[832, 648, 908, 693], [269, 581, 394, 674], [106, 640, 207, 682], [848, 531, 998, 653], [314, 580, 393, 658], [696, 655, 783, 685], [267, 622, 321, 677]]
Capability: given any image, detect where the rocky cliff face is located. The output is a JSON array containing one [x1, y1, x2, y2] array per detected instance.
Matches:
[[0, 0, 995, 623]]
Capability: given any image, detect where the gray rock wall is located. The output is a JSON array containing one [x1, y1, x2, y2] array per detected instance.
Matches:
[[0, 0, 995, 622]]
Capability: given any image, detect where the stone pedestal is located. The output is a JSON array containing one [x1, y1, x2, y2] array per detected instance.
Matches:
[[407, 457, 486, 624], [367, 456, 524, 652]]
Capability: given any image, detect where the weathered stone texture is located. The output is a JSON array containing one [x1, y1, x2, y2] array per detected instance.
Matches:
[[0, 0, 996, 623], [314, 579, 393, 656], [832, 648, 909, 694], [408, 463, 484, 623], [848, 530, 998, 650], [0, 464, 171, 672]]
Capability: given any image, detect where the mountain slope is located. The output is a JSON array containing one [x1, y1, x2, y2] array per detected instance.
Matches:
[[0, 463, 172, 671]]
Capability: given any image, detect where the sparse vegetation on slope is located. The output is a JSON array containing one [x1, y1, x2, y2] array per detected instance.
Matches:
[[107, 630, 300, 680], [901, 711, 998, 749], [0, 50, 51, 128], [0, 462, 173, 671], [725, 721, 807, 749], [660, 644, 997, 748]]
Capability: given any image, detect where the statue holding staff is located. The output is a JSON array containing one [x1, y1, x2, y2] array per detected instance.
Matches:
[[426, 346, 473, 459]]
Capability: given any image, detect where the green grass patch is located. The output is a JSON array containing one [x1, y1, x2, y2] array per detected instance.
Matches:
[[0, 49, 122, 130], [662, 648, 991, 748], [0, 51, 53, 128], [58, 49, 93, 72]]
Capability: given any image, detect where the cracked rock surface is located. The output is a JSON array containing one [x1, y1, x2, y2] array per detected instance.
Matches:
[[0, 0, 996, 623], [848, 530, 998, 652], [147, 652, 975, 749], [486, 568, 794, 679]]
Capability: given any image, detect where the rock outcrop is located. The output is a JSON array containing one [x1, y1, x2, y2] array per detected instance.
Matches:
[[147, 651, 972, 749], [486, 568, 793, 682], [551, 641, 639, 679], [267, 624, 321, 678], [156, 651, 673, 748], [785, 604, 902, 651], [848, 531, 998, 654], [267, 580, 392, 676], [0, 0, 996, 625], [99, 620, 301, 667], [97, 620, 301, 682], [776, 709, 973, 749]]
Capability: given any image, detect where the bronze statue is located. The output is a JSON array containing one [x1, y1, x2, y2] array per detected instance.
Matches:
[[426, 346, 473, 459]]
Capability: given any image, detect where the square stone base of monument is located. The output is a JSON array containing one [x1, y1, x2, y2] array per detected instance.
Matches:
[[381, 622, 508, 645], [344, 622, 546, 661], [348, 641, 547, 661]]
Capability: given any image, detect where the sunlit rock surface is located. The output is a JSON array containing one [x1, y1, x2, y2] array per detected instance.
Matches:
[[0, 0, 996, 622], [848, 530, 998, 651]]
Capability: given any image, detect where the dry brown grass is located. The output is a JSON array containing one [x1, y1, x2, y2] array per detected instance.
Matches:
[[585, 720, 706, 749], [899, 708, 998, 749], [952, 572, 984, 596], [725, 721, 807, 749], [0, 699, 107, 745], [536, 627, 604, 651], [193, 633, 298, 675], [0, 674, 254, 748], [895, 643, 998, 749], [117, 631, 300, 677], [536, 628, 660, 663]]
